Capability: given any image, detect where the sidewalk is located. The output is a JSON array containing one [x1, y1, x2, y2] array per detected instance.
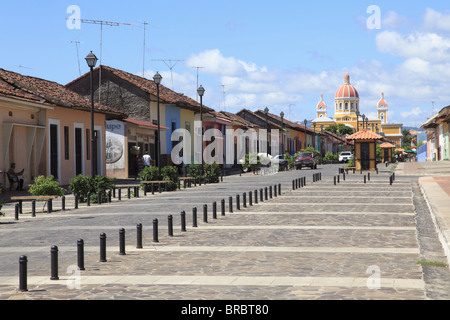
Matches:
[[396, 161, 450, 266]]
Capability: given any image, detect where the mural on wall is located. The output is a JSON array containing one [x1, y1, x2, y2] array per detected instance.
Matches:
[[106, 120, 125, 170]]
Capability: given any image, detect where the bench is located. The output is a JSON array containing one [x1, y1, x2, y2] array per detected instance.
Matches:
[[341, 167, 355, 174], [11, 195, 59, 214], [179, 177, 195, 188], [141, 181, 169, 194], [113, 184, 141, 199]]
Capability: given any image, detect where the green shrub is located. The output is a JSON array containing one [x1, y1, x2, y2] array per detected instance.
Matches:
[[323, 152, 338, 162], [204, 162, 220, 183], [28, 175, 65, 197], [186, 164, 202, 178], [69, 174, 114, 203], [161, 166, 179, 191]]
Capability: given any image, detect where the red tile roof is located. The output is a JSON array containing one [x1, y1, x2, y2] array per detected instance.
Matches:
[[0, 68, 124, 117], [124, 118, 169, 130], [66, 65, 214, 114], [347, 129, 383, 140], [379, 142, 395, 148]]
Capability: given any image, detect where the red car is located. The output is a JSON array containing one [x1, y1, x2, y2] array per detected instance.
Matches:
[[295, 152, 318, 170]]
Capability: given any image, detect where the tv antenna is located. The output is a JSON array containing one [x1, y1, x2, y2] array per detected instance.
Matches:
[[16, 65, 32, 74], [142, 21, 148, 78], [153, 59, 184, 90], [288, 104, 295, 121], [221, 84, 227, 111], [76, 19, 132, 103], [192, 66, 204, 101], [70, 41, 82, 76]]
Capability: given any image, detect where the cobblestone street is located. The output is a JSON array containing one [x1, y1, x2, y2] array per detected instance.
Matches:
[[0, 163, 449, 302]]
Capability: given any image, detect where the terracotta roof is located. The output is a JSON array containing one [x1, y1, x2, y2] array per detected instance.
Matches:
[[379, 142, 395, 148], [335, 74, 359, 99], [66, 65, 214, 113], [347, 129, 383, 140], [0, 68, 124, 117], [216, 111, 258, 128], [124, 118, 169, 130]]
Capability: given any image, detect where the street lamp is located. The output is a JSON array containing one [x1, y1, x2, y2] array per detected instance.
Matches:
[[197, 85, 205, 174], [362, 114, 366, 129], [85, 51, 98, 177], [280, 111, 284, 155], [264, 107, 269, 154], [153, 72, 162, 175], [313, 122, 316, 150], [304, 119, 308, 149]]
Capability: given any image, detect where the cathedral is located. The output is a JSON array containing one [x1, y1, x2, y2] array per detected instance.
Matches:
[[311, 74, 403, 147]]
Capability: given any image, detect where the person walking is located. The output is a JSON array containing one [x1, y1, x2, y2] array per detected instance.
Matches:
[[142, 152, 151, 167]]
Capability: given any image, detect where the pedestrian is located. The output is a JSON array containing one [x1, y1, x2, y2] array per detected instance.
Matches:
[[142, 152, 151, 167], [7, 163, 24, 191]]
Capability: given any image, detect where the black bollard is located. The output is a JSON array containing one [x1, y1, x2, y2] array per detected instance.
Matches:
[[249, 191, 253, 206], [229, 196, 233, 213], [128, 187, 131, 199], [368, 172, 370, 181], [212, 202, 217, 219], [108, 190, 112, 202], [343, 172, 345, 181], [77, 239, 85, 270], [98, 191, 102, 205], [100, 233, 107, 262], [19, 255, 28, 292], [243, 192, 247, 207], [119, 228, 126, 255], [254, 190, 258, 204], [87, 192, 91, 206], [15, 203, 19, 221], [264, 187, 268, 200], [337, 175, 340, 183], [236, 194, 240, 210], [168, 215, 174, 236], [136, 224, 143, 249], [334, 176, 336, 185], [153, 219, 159, 242], [75, 194, 79, 209], [31, 199, 36, 217], [273, 185, 277, 197], [269, 186, 272, 198], [47, 199, 52, 214], [260, 188, 263, 202], [62, 196, 65, 211], [292, 180, 295, 190], [203, 204, 208, 223], [50, 245, 59, 280], [119, 188, 122, 200], [181, 211, 187, 231], [278, 183, 281, 195], [192, 207, 198, 227], [221, 199, 225, 216], [364, 175, 366, 184]]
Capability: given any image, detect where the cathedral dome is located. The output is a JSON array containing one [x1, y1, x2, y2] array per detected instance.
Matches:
[[335, 74, 359, 99]]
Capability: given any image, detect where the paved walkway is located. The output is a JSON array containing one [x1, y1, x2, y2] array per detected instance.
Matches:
[[0, 163, 449, 301], [396, 161, 450, 267]]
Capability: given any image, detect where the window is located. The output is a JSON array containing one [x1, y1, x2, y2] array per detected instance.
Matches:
[[64, 126, 69, 160], [345, 103, 348, 110]]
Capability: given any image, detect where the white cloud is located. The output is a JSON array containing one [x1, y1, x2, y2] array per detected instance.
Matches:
[[423, 8, 450, 32]]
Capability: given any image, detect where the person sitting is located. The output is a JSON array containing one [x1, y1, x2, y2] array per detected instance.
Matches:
[[7, 163, 24, 191]]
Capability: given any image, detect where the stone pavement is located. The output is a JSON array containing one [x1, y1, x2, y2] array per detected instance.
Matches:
[[396, 161, 450, 268], [0, 163, 449, 302]]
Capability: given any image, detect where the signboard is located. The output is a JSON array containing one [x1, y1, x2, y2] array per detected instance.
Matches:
[[106, 120, 125, 170]]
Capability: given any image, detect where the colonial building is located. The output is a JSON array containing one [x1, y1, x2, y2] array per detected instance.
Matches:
[[0, 68, 124, 187], [312, 74, 403, 147]]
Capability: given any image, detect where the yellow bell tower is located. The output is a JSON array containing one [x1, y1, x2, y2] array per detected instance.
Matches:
[[377, 92, 388, 124], [316, 93, 327, 119]]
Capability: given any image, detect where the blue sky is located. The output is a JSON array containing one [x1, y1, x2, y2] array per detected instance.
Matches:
[[1, 0, 450, 127]]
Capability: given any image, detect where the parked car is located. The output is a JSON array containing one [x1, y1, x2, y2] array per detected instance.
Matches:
[[339, 151, 354, 162], [295, 152, 318, 170], [271, 155, 288, 170]]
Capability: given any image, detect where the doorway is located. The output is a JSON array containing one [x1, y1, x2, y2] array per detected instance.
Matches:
[[361, 143, 370, 170]]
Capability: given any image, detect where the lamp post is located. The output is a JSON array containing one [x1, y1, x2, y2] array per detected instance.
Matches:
[[313, 122, 316, 150], [153, 72, 162, 175], [85, 51, 98, 178], [362, 114, 366, 129], [356, 110, 360, 132], [264, 107, 269, 154], [304, 119, 308, 149], [280, 111, 284, 155], [197, 85, 205, 174]]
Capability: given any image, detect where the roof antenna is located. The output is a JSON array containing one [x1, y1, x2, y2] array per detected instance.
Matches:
[[192, 66, 204, 101], [153, 59, 184, 90], [16, 65, 32, 74], [70, 41, 82, 76]]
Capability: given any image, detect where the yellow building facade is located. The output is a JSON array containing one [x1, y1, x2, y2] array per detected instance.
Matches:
[[312, 74, 403, 147]]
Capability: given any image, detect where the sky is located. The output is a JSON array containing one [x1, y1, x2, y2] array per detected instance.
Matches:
[[1, 0, 450, 128]]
